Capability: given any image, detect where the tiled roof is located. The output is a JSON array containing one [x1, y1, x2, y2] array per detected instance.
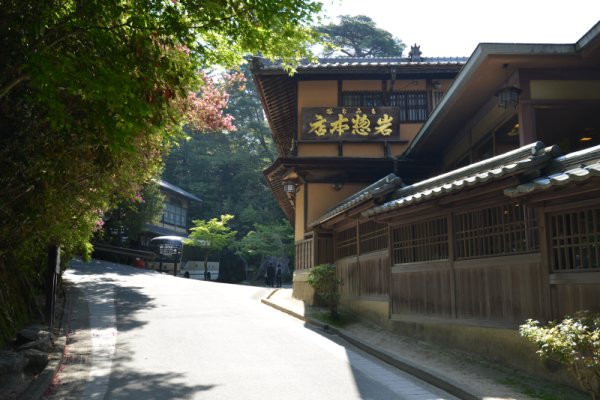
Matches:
[[159, 180, 202, 203], [308, 173, 402, 228], [297, 57, 468, 69], [504, 144, 600, 197], [253, 56, 468, 72], [362, 142, 557, 218]]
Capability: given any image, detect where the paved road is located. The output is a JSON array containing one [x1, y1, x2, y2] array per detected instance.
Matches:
[[47, 259, 456, 400]]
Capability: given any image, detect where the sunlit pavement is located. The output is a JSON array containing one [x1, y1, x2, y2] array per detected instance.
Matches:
[[43, 258, 458, 400]]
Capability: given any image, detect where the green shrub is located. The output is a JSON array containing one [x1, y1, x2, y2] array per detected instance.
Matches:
[[519, 311, 600, 399], [307, 264, 342, 319]]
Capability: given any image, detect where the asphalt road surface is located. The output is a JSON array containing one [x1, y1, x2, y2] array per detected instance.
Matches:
[[49, 259, 457, 400]]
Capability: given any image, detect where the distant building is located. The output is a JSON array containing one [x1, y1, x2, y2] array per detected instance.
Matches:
[[141, 181, 219, 278], [94, 180, 202, 268], [139, 180, 202, 247]]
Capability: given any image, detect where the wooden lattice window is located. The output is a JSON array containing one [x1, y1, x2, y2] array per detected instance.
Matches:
[[392, 217, 448, 264], [549, 207, 600, 271], [432, 90, 445, 109], [341, 92, 383, 107], [389, 91, 428, 122], [454, 203, 538, 259], [335, 226, 357, 259], [359, 221, 388, 254]]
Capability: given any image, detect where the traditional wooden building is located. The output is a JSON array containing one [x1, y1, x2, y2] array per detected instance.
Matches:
[[252, 46, 467, 292], [93, 180, 201, 267], [252, 23, 600, 380], [140, 180, 202, 246]]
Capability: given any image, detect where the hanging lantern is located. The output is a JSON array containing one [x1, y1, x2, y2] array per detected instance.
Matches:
[[496, 86, 522, 109], [496, 64, 521, 109]]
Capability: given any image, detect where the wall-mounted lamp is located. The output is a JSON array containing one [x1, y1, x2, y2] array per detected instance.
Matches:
[[282, 169, 300, 196], [282, 180, 298, 194], [433, 81, 442, 90], [496, 64, 521, 109]]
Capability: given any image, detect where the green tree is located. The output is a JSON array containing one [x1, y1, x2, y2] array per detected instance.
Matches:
[[0, 0, 323, 346], [225, 65, 277, 162], [185, 215, 237, 280], [318, 15, 405, 57], [236, 220, 294, 275], [97, 181, 165, 247], [163, 66, 284, 236]]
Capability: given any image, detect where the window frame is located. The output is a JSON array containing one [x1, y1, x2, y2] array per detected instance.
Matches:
[[389, 91, 428, 122]]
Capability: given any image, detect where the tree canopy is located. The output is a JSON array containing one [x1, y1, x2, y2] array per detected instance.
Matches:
[[236, 220, 294, 265], [163, 66, 283, 236], [0, 0, 321, 264], [162, 65, 294, 280], [186, 214, 237, 249], [185, 214, 237, 276], [318, 15, 405, 57], [0, 0, 323, 345], [96, 181, 165, 247]]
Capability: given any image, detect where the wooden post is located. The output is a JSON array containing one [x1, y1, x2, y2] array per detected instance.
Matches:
[[447, 212, 458, 319], [45, 245, 60, 329]]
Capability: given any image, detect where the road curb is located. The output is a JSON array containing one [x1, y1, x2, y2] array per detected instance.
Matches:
[[261, 295, 479, 400], [17, 285, 71, 400]]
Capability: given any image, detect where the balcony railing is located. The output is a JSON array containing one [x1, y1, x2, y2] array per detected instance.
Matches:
[[295, 234, 334, 271], [295, 238, 314, 271]]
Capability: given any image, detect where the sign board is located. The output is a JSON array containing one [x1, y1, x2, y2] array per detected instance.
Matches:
[[301, 107, 400, 141]]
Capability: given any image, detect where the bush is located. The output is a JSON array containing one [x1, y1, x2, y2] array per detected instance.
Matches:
[[519, 311, 600, 399], [307, 264, 342, 319]]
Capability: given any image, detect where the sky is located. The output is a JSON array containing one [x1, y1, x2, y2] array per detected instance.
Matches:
[[320, 0, 600, 58]]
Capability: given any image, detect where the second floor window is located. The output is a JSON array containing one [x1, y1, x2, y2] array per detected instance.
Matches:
[[341, 91, 428, 122], [163, 201, 187, 227], [389, 91, 428, 122], [341, 92, 383, 107]]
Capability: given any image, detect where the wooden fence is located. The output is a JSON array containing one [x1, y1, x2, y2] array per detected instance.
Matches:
[[329, 197, 600, 326]]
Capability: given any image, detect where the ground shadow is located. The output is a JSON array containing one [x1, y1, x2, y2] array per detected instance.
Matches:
[[65, 259, 159, 334], [106, 370, 216, 399]]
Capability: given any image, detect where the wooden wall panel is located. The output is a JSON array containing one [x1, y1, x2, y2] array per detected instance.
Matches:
[[454, 255, 546, 323], [359, 251, 390, 297], [337, 251, 389, 298], [391, 267, 453, 317], [554, 284, 600, 317], [337, 258, 359, 297], [316, 236, 334, 265]]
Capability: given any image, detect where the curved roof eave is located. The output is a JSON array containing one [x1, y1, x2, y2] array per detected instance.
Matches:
[[403, 42, 577, 157], [364, 142, 559, 218], [158, 180, 202, 203]]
